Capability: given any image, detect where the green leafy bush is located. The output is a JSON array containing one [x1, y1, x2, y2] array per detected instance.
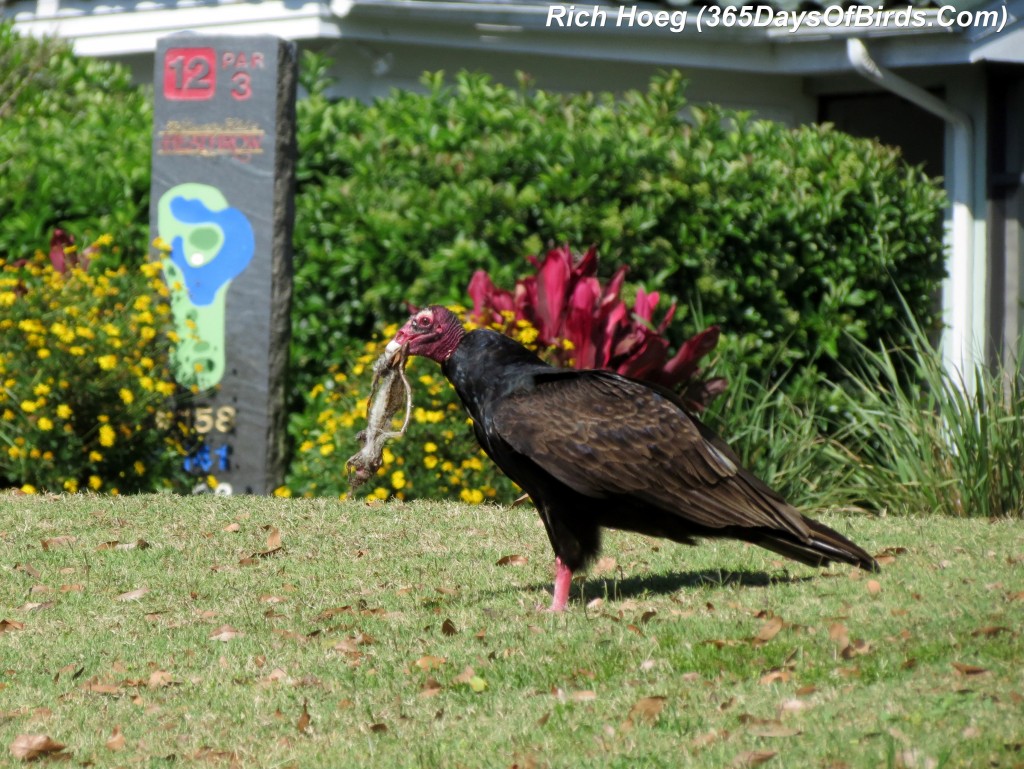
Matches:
[[0, 236, 185, 494], [0, 22, 152, 260], [293, 57, 946, 395]]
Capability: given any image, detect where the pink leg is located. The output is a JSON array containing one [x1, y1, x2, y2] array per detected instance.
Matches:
[[549, 556, 573, 612]]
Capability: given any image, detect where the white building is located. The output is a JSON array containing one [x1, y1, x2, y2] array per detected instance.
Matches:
[[6, 0, 1024, 375]]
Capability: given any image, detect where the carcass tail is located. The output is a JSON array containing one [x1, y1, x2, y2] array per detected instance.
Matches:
[[753, 516, 879, 572]]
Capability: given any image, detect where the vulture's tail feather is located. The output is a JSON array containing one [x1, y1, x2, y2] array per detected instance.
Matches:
[[753, 516, 879, 572]]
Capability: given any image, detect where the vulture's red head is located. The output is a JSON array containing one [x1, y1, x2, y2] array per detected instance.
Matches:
[[386, 306, 465, 363]]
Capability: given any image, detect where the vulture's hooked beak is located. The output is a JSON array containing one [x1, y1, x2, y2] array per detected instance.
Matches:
[[384, 338, 408, 368]]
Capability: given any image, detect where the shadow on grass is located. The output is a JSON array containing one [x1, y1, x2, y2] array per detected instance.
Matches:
[[501, 569, 814, 605]]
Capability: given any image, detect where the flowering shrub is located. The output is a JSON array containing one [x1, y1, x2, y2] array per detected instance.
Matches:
[[469, 245, 726, 409], [284, 273, 725, 501], [0, 233, 187, 494], [283, 314, 524, 502]]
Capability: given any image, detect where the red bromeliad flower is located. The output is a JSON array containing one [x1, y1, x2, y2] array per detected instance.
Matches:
[[468, 245, 726, 410], [48, 229, 92, 274]]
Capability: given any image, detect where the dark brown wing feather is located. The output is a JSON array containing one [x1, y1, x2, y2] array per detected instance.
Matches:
[[490, 370, 811, 541]]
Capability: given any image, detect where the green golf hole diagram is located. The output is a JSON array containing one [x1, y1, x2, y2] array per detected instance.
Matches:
[[157, 183, 255, 390]]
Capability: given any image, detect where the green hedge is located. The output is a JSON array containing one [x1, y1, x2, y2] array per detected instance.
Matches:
[[1, 26, 948, 496], [293, 59, 946, 392], [0, 22, 152, 259]]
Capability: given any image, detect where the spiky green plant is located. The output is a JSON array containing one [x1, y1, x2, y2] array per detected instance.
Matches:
[[837, 310, 1024, 518]]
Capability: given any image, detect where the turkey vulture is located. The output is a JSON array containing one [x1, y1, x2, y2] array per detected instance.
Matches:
[[386, 306, 878, 611]]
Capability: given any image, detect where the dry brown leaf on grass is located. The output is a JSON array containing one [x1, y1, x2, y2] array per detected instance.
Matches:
[[952, 662, 989, 676], [971, 625, 1013, 638], [147, 670, 176, 689], [80, 677, 122, 696], [0, 619, 25, 633], [241, 527, 283, 564], [105, 726, 126, 751], [40, 536, 76, 551], [14, 564, 42, 582], [265, 526, 282, 552], [759, 669, 791, 686], [209, 625, 243, 642], [296, 700, 311, 734], [115, 587, 150, 602], [420, 677, 443, 697], [496, 554, 528, 566], [732, 749, 778, 767], [753, 616, 785, 646], [414, 655, 446, 671], [623, 695, 667, 729], [691, 729, 729, 749], [441, 618, 458, 636], [96, 539, 150, 551], [10, 734, 67, 761]]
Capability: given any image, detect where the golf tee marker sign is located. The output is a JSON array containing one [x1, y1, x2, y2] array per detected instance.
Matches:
[[150, 35, 297, 495]]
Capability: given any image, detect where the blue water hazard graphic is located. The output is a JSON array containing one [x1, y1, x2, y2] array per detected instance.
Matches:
[[183, 444, 231, 474], [168, 196, 255, 306]]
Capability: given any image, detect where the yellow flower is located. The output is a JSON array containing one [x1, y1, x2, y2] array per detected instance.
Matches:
[[37, 417, 54, 431], [299, 440, 314, 453], [319, 443, 335, 457], [134, 461, 146, 475], [460, 488, 484, 504], [98, 424, 116, 447], [37, 348, 51, 359], [92, 233, 114, 248], [57, 404, 72, 419], [273, 486, 292, 498], [89, 475, 102, 490], [119, 388, 134, 405], [516, 325, 539, 345], [89, 451, 103, 462], [423, 455, 438, 469], [69, 346, 85, 356], [424, 442, 438, 453], [371, 487, 389, 500], [33, 383, 52, 397], [63, 478, 79, 493], [20, 484, 37, 495], [391, 470, 406, 490], [97, 354, 117, 370], [7, 446, 21, 459], [20, 400, 37, 413]]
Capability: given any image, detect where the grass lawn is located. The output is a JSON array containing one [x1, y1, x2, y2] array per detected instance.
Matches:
[[1, 492, 1022, 767]]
